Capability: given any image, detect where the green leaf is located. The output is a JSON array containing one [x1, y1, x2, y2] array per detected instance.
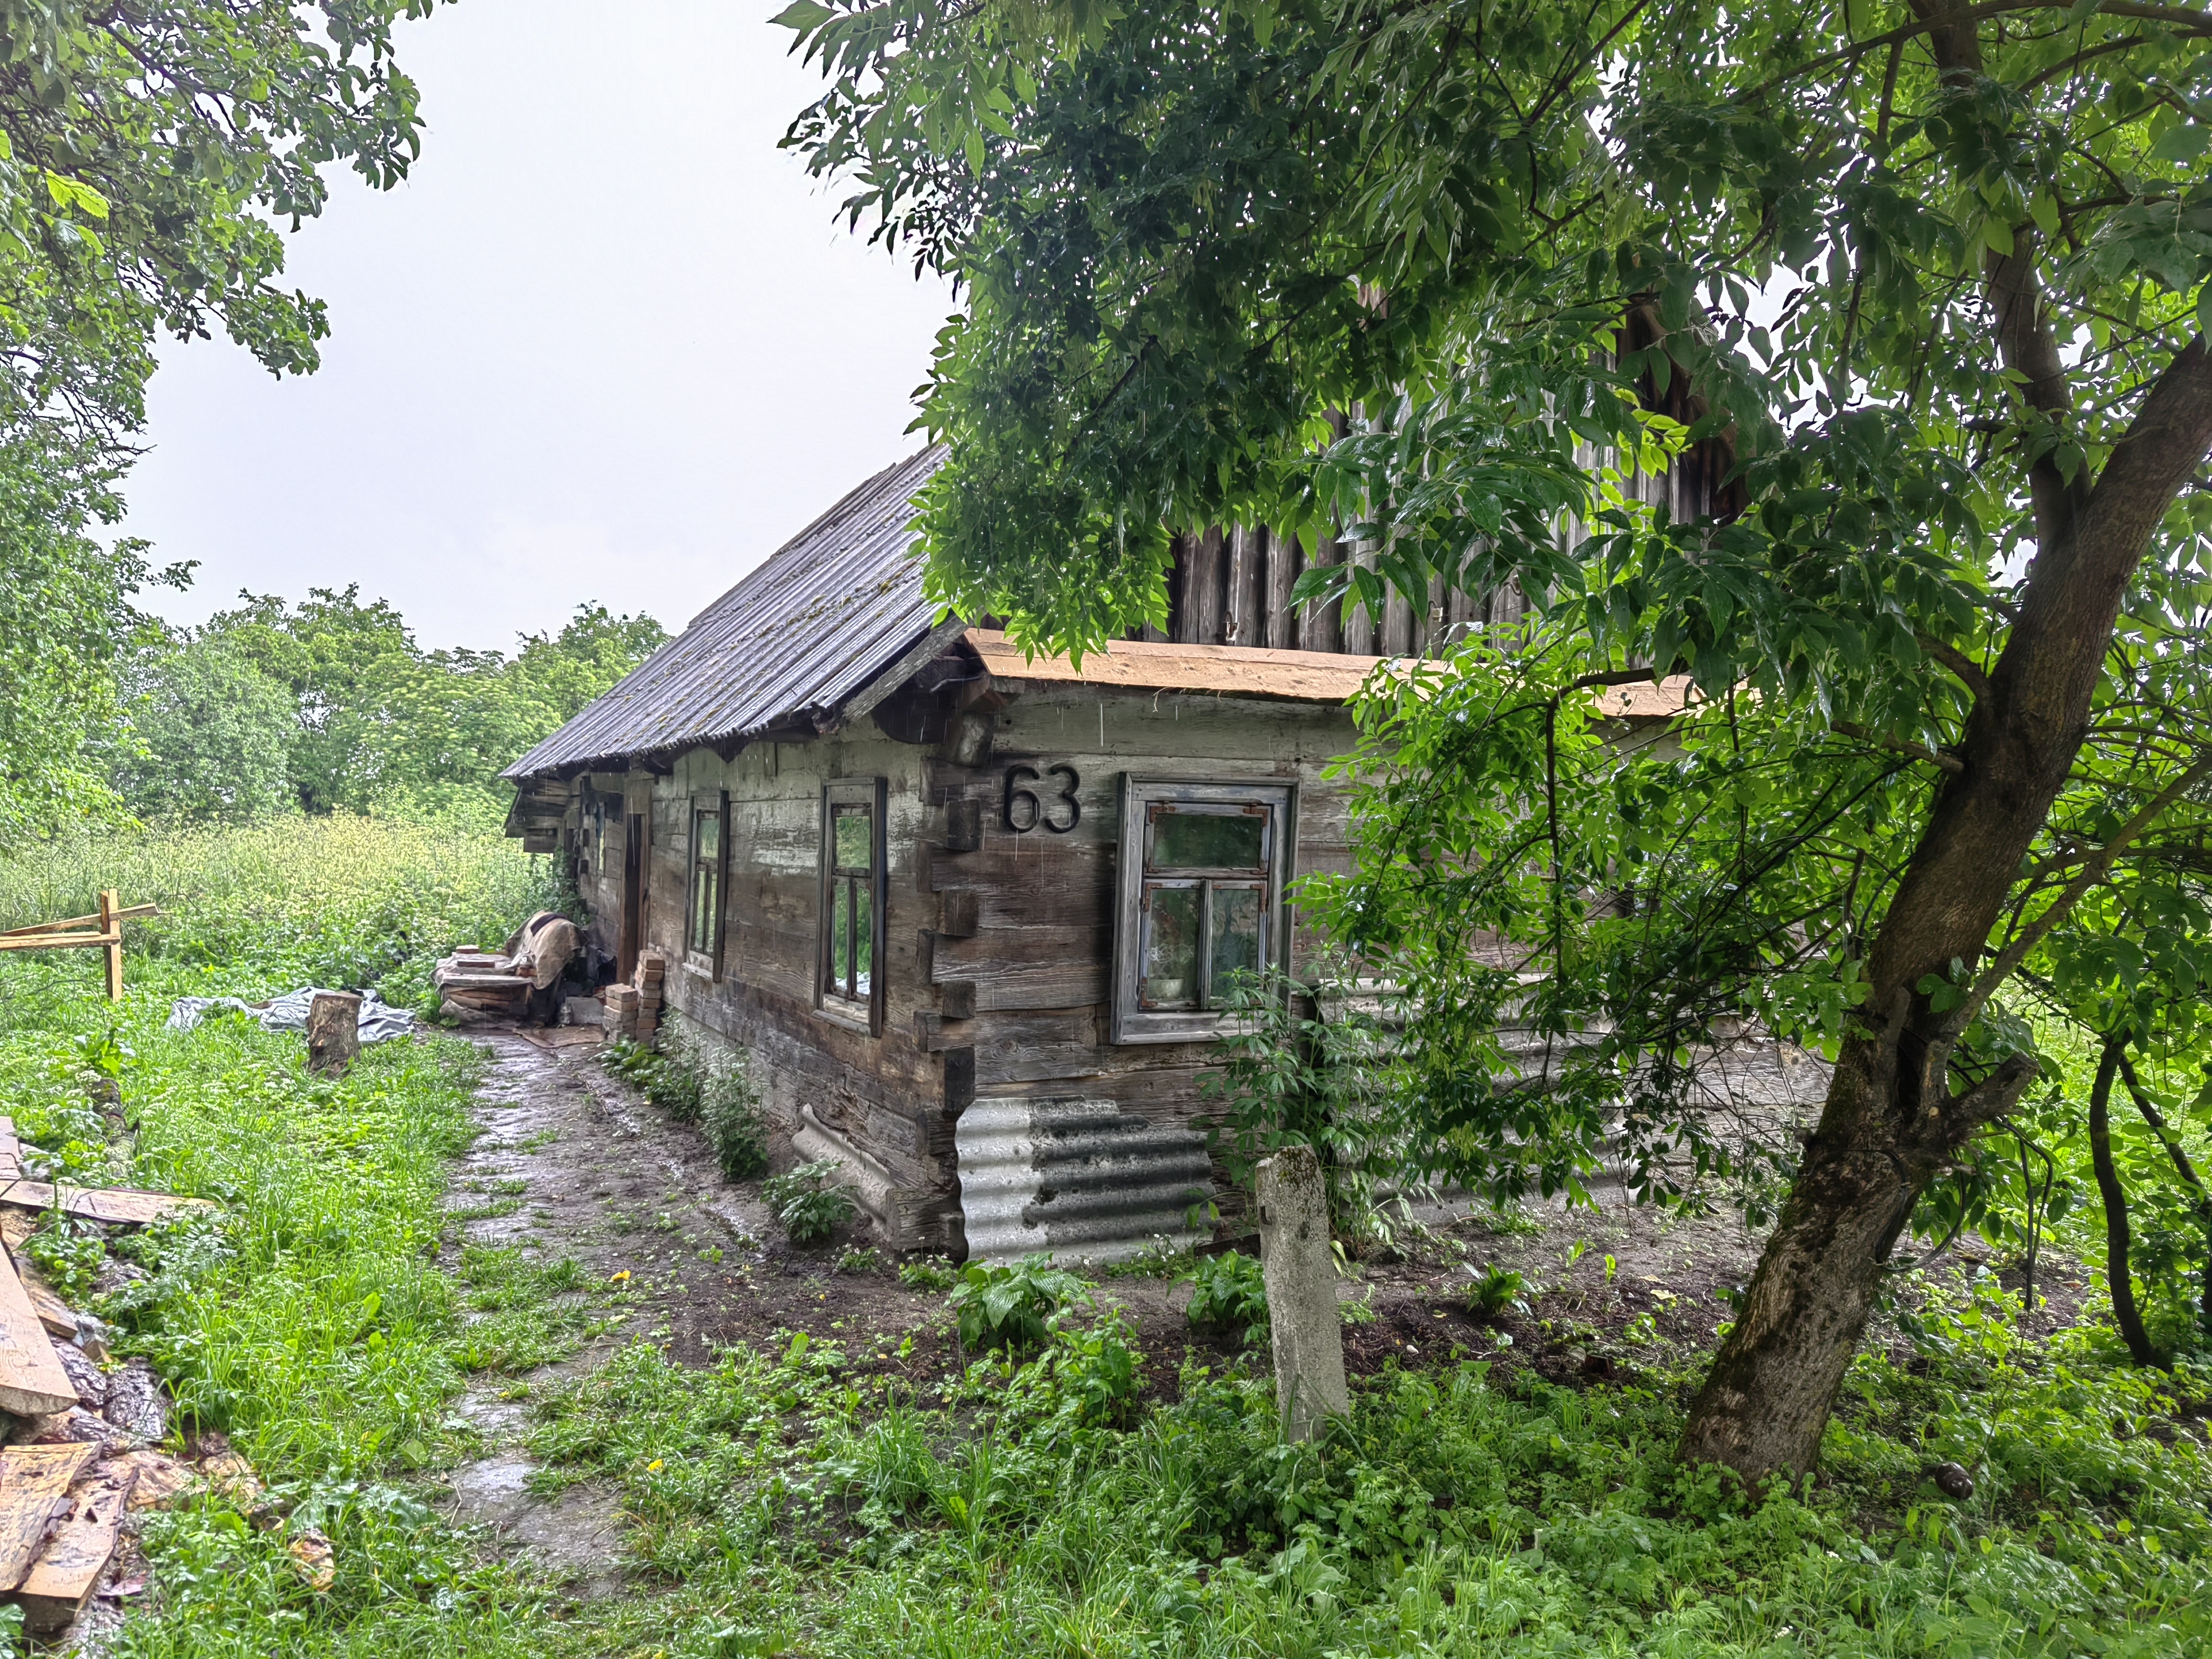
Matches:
[[769, 0, 835, 33], [2149, 124, 2210, 166]]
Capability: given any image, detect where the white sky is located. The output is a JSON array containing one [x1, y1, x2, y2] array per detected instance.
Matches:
[[120, 0, 953, 651]]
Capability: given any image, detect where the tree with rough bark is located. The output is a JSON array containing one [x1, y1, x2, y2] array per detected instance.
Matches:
[[784, 0, 2212, 1476]]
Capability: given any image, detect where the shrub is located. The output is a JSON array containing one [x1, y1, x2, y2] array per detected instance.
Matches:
[[763, 1161, 857, 1245], [1466, 1263, 1529, 1319], [1044, 1305, 1143, 1424], [700, 1069, 767, 1179], [1183, 1249, 1270, 1345], [608, 1016, 768, 1178], [948, 1255, 1089, 1352]]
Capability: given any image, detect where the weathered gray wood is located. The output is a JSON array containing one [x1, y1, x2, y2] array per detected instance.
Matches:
[[0, 1445, 96, 1591], [1382, 581, 1414, 658], [1299, 532, 1344, 654], [1182, 527, 1225, 645], [1226, 525, 1264, 647], [17, 1463, 134, 1630], [1264, 526, 1299, 650], [943, 798, 983, 852], [939, 892, 980, 938]]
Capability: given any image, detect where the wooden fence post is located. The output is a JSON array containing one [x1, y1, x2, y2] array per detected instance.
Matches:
[[98, 891, 122, 1003]]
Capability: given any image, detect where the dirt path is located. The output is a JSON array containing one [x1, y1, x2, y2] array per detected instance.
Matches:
[[429, 1033, 957, 1596]]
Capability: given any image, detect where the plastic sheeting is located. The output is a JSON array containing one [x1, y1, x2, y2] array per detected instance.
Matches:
[[166, 987, 417, 1043]]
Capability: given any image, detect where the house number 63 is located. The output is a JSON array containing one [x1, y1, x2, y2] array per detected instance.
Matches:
[[1004, 764, 1080, 833]]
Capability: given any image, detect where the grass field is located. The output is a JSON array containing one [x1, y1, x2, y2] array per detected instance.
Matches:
[[0, 814, 2204, 1658]]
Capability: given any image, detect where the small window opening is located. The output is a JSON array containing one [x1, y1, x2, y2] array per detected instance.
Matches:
[[688, 805, 721, 957], [817, 779, 887, 1033], [1114, 779, 1293, 1044]]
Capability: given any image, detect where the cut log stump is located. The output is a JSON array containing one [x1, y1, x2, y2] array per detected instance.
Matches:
[[306, 991, 363, 1076]]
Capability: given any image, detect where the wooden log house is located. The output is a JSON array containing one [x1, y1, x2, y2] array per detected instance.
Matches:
[[503, 448, 1682, 1261]]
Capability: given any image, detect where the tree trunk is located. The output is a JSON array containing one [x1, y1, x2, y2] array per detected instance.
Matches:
[[1677, 5, 2212, 1479], [2087, 1037, 2160, 1366], [2116, 1050, 2212, 1341]]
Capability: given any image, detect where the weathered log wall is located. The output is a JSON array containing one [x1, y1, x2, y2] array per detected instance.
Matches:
[[568, 684, 1361, 1255]]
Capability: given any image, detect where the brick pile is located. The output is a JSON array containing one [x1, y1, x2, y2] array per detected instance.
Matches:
[[633, 949, 666, 1045], [603, 984, 640, 1041], [599, 950, 668, 1047]]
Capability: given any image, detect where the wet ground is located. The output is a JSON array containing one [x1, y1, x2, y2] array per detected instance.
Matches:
[[429, 1031, 2095, 1590]]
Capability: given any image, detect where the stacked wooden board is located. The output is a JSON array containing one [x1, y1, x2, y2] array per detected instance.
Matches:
[[432, 945, 536, 1018], [0, 1117, 217, 1632]]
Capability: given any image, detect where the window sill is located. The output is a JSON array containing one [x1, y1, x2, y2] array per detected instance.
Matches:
[[1111, 1010, 1259, 1047], [683, 954, 716, 983], [814, 999, 878, 1037]]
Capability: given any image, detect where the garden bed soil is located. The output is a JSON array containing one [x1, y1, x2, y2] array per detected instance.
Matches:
[[442, 1030, 2103, 1426]]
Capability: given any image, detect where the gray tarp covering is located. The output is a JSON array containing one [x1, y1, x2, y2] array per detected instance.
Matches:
[[166, 987, 417, 1043]]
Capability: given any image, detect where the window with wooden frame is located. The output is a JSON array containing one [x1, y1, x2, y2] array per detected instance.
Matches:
[[686, 790, 730, 979], [817, 778, 887, 1033], [1111, 778, 1294, 1044]]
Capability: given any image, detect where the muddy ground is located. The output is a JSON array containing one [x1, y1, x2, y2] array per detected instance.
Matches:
[[431, 1029, 2096, 1584]]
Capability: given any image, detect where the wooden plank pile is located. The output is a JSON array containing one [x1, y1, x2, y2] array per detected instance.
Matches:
[[0, 1117, 229, 1637], [432, 945, 536, 1020], [433, 912, 582, 1025]]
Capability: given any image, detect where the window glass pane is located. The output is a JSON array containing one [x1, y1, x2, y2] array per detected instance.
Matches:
[[1139, 884, 1201, 1008], [852, 885, 873, 996], [833, 805, 872, 874], [1209, 884, 1264, 1003], [830, 880, 852, 997], [1151, 808, 1266, 872], [691, 812, 720, 954]]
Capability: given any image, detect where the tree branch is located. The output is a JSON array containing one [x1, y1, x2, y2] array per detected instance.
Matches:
[[1960, 751, 2212, 1023], [1916, 631, 1993, 702], [1939, 1051, 2038, 1137], [1833, 719, 1964, 773]]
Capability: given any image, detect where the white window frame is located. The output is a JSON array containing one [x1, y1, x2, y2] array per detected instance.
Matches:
[[1111, 775, 1295, 1045]]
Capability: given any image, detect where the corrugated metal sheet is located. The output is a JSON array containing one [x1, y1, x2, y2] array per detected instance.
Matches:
[[955, 1098, 1213, 1266], [504, 448, 946, 779]]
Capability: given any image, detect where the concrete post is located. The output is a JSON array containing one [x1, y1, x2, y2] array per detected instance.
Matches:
[[1256, 1144, 1348, 1440]]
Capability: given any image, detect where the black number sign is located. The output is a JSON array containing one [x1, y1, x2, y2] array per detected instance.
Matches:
[[1004, 763, 1081, 833]]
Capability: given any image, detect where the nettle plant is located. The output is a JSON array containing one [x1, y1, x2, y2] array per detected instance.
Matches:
[[787, 0, 2212, 1477]]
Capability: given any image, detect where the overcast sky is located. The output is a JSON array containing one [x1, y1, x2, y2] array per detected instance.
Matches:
[[120, 0, 952, 652]]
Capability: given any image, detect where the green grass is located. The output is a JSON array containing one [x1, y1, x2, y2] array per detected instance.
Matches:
[[0, 815, 2206, 1658], [507, 1318, 2211, 1658], [0, 812, 550, 1019]]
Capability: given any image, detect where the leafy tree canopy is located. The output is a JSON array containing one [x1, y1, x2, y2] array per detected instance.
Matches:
[[784, 0, 2212, 1475], [0, 2, 443, 844], [175, 591, 669, 818], [107, 635, 295, 824]]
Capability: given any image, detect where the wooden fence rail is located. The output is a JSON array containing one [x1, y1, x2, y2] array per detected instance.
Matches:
[[0, 892, 159, 1000]]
